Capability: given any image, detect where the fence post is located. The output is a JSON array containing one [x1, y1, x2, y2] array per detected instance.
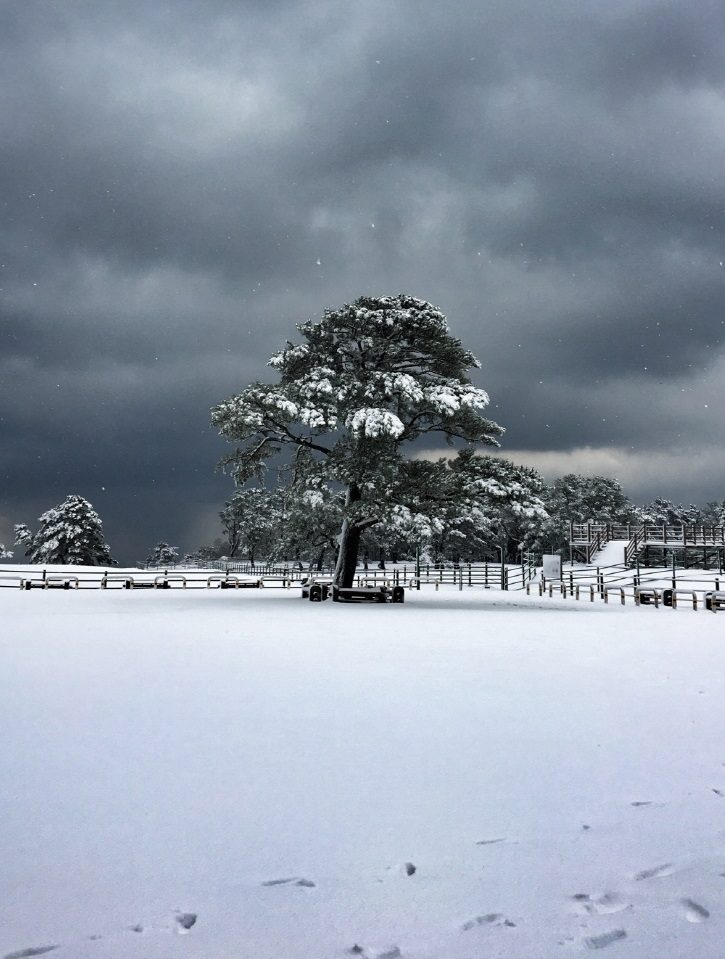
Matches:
[[672, 552, 676, 590]]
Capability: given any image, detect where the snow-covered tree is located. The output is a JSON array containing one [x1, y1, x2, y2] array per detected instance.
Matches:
[[547, 474, 634, 525], [361, 518, 419, 568], [212, 295, 503, 587], [220, 487, 282, 565], [539, 473, 635, 551], [189, 542, 228, 564], [0, 543, 13, 560], [392, 451, 547, 564], [703, 500, 725, 526], [271, 474, 344, 570], [16, 495, 114, 565], [451, 453, 548, 561], [146, 542, 179, 566], [14, 524, 32, 547], [636, 498, 704, 526]]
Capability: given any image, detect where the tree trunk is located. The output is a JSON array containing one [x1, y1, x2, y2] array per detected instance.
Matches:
[[316, 547, 326, 571], [334, 520, 362, 587], [334, 484, 362, 588]]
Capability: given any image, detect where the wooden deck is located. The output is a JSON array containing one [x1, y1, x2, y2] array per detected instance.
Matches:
[[569, 522, 725, 567]]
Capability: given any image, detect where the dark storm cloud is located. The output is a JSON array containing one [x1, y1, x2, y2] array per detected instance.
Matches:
[[2, 0, 725, 560]]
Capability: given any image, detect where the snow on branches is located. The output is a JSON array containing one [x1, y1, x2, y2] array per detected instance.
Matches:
[[212, 294, 502, 479], [212, 294, 504, 586], [15, 495, 114, 566]]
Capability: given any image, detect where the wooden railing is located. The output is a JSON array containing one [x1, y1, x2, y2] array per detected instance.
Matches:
[[570, 522, 633, 544], [571, 522, 725, 566], [0, 558, 541, 592]]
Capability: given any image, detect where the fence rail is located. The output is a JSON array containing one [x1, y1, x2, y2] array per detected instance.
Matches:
[[4, 559, 724, 610], [545, 560, 723, 600], [0, 559, 540, 592]]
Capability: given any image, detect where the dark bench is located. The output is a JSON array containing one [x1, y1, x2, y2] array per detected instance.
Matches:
[[705, 591, 725, 612], [332, 584, 405, 604], [634, 587, 660, 607], [301, 578, 331, 601], [23, 577, 79, 590], [207, 575, 262, 589]]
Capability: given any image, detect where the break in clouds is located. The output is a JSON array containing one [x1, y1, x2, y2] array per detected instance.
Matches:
[[2, 0, 725, 560]]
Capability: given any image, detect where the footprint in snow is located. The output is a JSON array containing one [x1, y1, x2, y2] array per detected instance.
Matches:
[[175, 913, 197, 934], [584, 929, 627, 950], [126, 911, 197, 935], [681, 899, 710, 923], [5, 910, 198, 958], [461, 913, 516, 931], [634, 863, 674, 881], [571, 892, 629, 916], [347, 947, 401, 959], [262, 877, 315, 887], [712, 788, 724, 797], [4, 949, 59, 959]]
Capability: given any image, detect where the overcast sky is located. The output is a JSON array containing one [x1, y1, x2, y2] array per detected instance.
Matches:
[[2, 0, 724, 562]]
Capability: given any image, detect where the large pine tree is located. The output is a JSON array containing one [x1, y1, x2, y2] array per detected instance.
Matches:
[[212, 295, 503, 586], [17, 494, 114, 565]]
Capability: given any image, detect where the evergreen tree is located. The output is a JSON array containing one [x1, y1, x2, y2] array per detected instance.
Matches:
[[16, 495, 114, 565], [541, 473, 635, 551], [392, 451, 548, 564], [636, 499, 704, 526], [146, 542, 179, 566], [212, 295, 503, 587], [14, 524, 32, 547], [703, 500, 725, 526], [451, 453, 548, 562], [270, 475, 344, 570], [190, 542, 228, 564], [0, 543, 12, 560], [220, 487, 281, 565]]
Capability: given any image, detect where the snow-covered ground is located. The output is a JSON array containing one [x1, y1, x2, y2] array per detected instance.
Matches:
[[2, 585, 725, 958]]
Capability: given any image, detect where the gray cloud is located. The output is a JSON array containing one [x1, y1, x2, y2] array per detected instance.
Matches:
[[2, 0, 725, 561]]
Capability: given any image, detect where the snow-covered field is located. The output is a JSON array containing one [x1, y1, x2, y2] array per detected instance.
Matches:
[[2, 585, 725, 958]]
